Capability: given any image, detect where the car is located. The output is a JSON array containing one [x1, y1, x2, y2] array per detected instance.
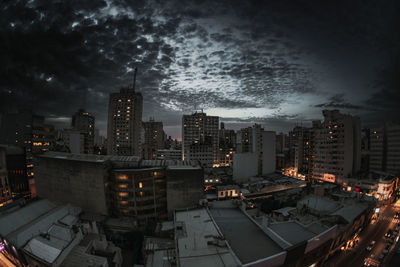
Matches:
[[379, 253, 385, 261], [385, 230, 393, 238], [395, 212, 399, 219], [366, 241, 376, 251], [382, 247, 389, 254]]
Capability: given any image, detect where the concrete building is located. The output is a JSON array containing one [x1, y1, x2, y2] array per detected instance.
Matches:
[[142, 120, 165, 160], [0, 199, 122, 267], [233, 152, 258, 181], [156, 149, 182, 161], [31, 115, 56, 154], [165, 164, 203, 217], [60, 129, 85, 154], [71, 109, 95, 154], [312, 110, 361, 184], [35, 152, 204, 223], [370, 123, 400, 175], [107, 68, 143, 156], [233, 130, 276, 181], [0, 145, 30, 200], [287, 126, 313, 179], [110, 167, 168, 221], [0, 147, 11, 205], [216, 122, 236, 167], [182, 112, 219, 171], [160, 187, 375, 267]]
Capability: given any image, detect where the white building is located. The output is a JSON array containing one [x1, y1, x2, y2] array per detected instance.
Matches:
[[312, 110, 361, 184]]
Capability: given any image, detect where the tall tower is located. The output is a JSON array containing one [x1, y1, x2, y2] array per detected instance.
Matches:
[[107, 68, 143, 156]]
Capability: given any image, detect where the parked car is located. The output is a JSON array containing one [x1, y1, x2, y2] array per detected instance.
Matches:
[[366, 241, 376, 251]]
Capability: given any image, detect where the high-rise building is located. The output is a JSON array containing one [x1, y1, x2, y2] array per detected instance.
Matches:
[[72, 109, 95, 154], [370, 123, 400, 175], [142, 119, 165, 159], [287, 126, 313, 179], [236, 124, 267, 175], [217, 122, 236, 167], [182, 112, 219, 171], [107, 68, 143, 156], [312, 110, 361, 184]]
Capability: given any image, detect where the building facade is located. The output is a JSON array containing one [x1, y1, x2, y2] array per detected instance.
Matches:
[[107, 69, 143, 156], [312, 110, 361, 184], [370, 123, 400, 175], [72, 109, 95, 154], [182, 112, 219, 171], [142, 120, 165, 160]]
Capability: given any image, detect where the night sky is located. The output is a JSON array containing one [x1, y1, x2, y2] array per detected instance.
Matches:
[[1, 0, 399, 138]]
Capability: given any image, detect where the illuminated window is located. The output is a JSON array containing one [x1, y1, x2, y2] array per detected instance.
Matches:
[[118, 175, 128, 180], [119, 192, 128, 197], [120, 201, 128, 205], [119, 184, 128, 188], [138, 182, 143, 188], [139, 191, 143, 197]]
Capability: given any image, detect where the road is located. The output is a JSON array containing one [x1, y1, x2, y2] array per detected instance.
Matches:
[[323, 203, 400, 266], [0, 253, 16, 267]]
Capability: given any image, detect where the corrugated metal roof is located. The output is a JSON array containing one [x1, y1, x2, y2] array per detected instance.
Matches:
[[24, 237, 63, 264], [0, 199, 56, 238]]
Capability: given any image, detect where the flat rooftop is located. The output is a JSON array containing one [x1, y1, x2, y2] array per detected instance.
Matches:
[[209, 203, 283, 264], [269, 221, 328, 246], [175, 208, 239, 267]]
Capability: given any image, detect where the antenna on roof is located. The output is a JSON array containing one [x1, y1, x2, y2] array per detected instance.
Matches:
[[132, 67, 138, 92]]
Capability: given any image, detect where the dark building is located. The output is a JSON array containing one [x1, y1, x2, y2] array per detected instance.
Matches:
[[72, 109, 95, 154], [110, 167, 167, 222], [0, 145, 30, 199], [142, 120, 165, 160], [217, 122, 236, 167], [107, 68, 143, 156], [165, 164, 203, 217], [35, 152, 204, 224]]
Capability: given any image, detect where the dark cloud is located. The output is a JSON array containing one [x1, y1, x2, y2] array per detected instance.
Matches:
[[0, 0, 398, 137]]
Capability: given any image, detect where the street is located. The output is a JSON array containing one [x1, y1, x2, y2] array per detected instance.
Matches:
[[324, 203, 400, 267], [0, 253, 16, 267]]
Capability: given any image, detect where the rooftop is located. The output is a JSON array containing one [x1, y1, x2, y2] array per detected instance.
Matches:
[[268, 221, 328, 246], [175, 208, 239, 267], [209, 201, 284, 264]]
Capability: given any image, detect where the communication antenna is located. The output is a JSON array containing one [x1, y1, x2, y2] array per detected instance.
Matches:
[[132, 67, 138, 92]]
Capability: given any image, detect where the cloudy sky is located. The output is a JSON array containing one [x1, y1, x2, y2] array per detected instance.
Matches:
[[1, 0, 399, 138]]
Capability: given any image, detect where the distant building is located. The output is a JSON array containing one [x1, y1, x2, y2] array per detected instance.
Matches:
[[233, 126, 276, 180], [107, 68, 143, 156], [31, 114, 55, 154], [370, 123, 400, 175], [312, 110, 361, 184], [216, 122, 236, 167], [61, 129, 85, 154], [0, 145, 30, 199], [142, 119, 165, 159], [156, 149, 182, 161], [0, 147, 12, 204], [71, 109, 95, 154], [182, 112, 219, 171]]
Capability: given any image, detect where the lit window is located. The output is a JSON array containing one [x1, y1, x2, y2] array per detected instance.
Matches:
[[138, 182, 143, 188]]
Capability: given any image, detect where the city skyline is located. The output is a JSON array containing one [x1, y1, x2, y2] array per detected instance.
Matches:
[[1, 0, 399, 139]]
